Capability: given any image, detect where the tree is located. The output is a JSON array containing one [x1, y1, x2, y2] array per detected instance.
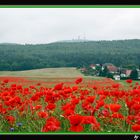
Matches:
[[100, 66, 109, 77], [130, 69, 138, 80], [107, 73, 114, 78], [124, 64, 137, 70]]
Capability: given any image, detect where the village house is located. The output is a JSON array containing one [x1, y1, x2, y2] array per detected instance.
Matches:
[[120, 69, 132, 78], [102, 63, 118, 74], [136, 69, 140, 79], [81, 63, 140, 80], [113, 75, 120, 80], [107, 65, 118, 74], [90, 64, 96, 70]]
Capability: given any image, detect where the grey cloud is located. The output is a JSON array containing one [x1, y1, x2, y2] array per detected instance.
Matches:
[[0, 8, 140, 44]]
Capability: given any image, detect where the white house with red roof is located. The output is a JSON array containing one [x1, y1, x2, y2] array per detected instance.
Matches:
[[90, 64, 96, 70]]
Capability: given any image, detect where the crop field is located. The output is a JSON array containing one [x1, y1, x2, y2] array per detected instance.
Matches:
[[0, 67, 86, 78], [0, 68, 140, 133]]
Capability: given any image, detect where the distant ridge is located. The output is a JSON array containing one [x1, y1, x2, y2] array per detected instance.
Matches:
[[0, 43, 20, 45], [53, 39, 93, 43], [48, 39, 140, 45], [1, 39, 140, 45]]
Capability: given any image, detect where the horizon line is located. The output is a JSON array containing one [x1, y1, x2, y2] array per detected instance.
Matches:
[[1, 38, 140, 45]]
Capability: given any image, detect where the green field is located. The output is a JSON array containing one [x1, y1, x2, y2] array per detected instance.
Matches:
[[1, 67, 139, 86], [118, 79, 140, 86], [0, 67, 82, 77], [0, 67, 105, 79]]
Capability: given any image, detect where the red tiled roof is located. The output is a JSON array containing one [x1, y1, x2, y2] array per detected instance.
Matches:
[[126, 70, 132, 76], [90, 64, 96, 68], [107, 66, 118, 72], [121, 69, 132, 76]]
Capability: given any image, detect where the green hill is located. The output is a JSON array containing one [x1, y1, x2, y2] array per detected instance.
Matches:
[[0, 39, 140, 71]]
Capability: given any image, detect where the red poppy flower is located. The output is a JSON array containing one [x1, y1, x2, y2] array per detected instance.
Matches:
[[64, 87, 72, 93], [92, 86, 97, 90], [109, 104, 121, 112], [37, 83, 41, 86], [126, 79, 133, 84], [112, 84, 120, 88], [14, 96, 21, 104], [29, 85, 35, 89], [96, 100, 104, 109], [69, 125, 84, 132], [42, 117, 61, 132], [135, 116, 140, 125], [126, 115, 135, 124], [71, 98, 80, 105], [82, 101, 94, 113], [86, 96, 95, 104], [75, 77, 83, 84], [17, 85, 22, 90], [5, 115, 15, 124], [35, 105, 42, 110], [132, 104, 140, 111], [62, 103, 75, 111], [101, 109, 110, 117], [31, 94, 40, 101], [72, 86, 78, 91], [63, 109, 75, 118], [45, 103, 56, 110], [82, 116, 98, 125], [54, 83, 63, 90], [38, 111, 48, 119], [3, 79, 9, 83], [1, 108, 7, 114], [112, 113, 124, 119], [132, 124, 140, 132], [68, 114, 83, 126], [68, 114, 84, 132]]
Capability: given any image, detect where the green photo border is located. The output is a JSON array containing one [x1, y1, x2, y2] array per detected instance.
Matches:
[[0, 4, 140, 135], [0, 5, 139, 8]]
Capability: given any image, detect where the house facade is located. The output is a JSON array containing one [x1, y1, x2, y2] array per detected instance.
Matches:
[[102, 63, 118, 74], [90, 64, 96, 70], [113, 75, 120, 80], [137, 69, 140, 79], [120, 69, 132, 78], [107, 65, 118, 74]]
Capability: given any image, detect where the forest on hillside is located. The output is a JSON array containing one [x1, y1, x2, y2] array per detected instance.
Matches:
[[0, 39, 140, 71]]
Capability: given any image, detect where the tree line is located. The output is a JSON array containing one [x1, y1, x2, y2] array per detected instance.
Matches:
[[0, 39, 140, 71]]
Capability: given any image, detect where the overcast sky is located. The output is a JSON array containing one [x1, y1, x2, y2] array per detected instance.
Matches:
[[0, 8, 140, 44]]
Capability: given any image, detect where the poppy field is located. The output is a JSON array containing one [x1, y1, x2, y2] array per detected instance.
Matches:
[[0, 76, 140, 133]]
